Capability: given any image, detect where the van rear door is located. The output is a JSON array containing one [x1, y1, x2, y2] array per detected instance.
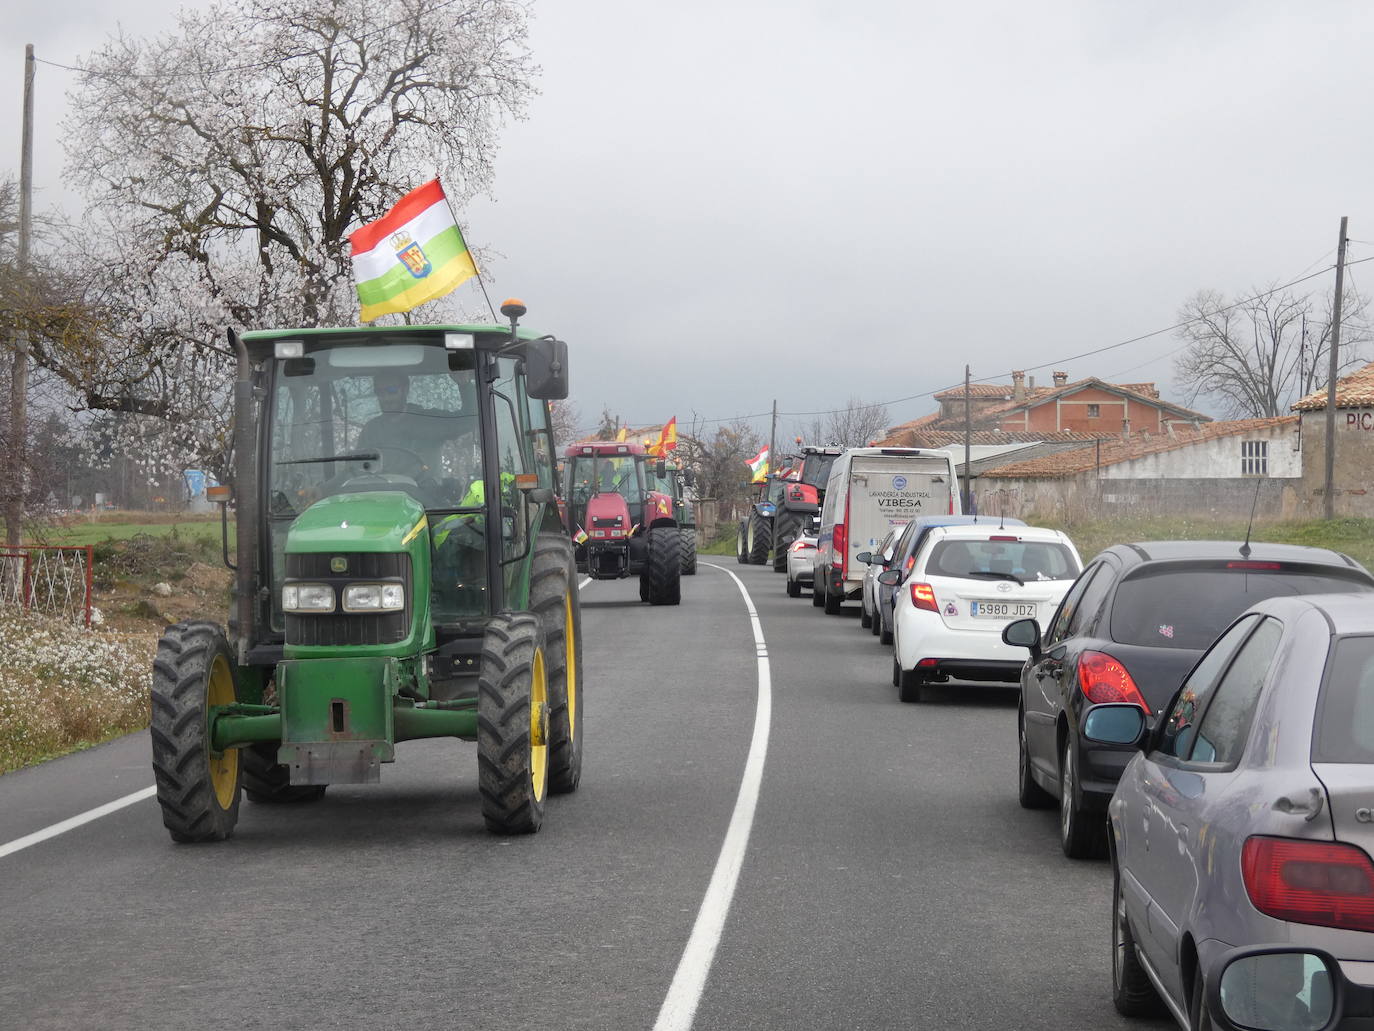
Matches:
[[846, 455, 955, 576]]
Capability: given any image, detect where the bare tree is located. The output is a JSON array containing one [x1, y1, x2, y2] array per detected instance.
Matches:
[[1173, 285, 1371, 418], [549, 400, 582, 449], [679, 418, 763, 512], [824, 396, 891, 446]]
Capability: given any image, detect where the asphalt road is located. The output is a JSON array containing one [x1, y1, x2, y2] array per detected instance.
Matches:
[[0, 560, 1174, 1031]]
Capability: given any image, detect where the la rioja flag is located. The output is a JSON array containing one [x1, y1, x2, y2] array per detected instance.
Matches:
[[349, 179, 479, 322]]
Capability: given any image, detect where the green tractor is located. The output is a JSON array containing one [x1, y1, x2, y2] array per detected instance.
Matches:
[[149, 304, 582, 842], [650, 459, 697, 576]]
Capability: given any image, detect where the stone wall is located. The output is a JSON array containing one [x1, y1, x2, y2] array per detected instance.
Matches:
[[975, 476, 1301, 523], [1296, 409, 1374, 516]]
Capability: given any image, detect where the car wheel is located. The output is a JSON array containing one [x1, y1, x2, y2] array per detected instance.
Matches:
[[1060, 736, 1106, 859], [896, 658, 924, 703], [1189, 970, 1215, 1031], [870, 602, 881, 636], [786, 577, 801, 598], [1017, 707, 1054, 809], [1112, 853, 1163, 1016], [823, 582, 842, 614], [860, 601, 872, 629], [812, 577, 825, 607], [878, 608, 893, 646]]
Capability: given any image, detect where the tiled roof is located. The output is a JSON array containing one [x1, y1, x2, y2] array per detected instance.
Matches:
[[980, 417, 1298, 479], [1292, 361, 1374, 410], [932, 383, 1021, 400], [877, 427, 1109, 448], [973, 377, 1209, 423]]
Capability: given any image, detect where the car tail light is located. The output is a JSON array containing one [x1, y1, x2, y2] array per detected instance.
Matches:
[[1077, 651, 1149, 708], [1227, 561, 1282, 570], [989, 535, 1019, 542], [790, 539, 815, 552], [1242, 836, 1374, 933], [909, 582, 938, 612], [833, 522, 847, 573]]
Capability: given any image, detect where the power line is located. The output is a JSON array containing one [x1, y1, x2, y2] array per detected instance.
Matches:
[[646, 255, 1374, 429]]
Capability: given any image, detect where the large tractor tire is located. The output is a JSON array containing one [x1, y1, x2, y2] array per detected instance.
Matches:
[[746, 510, 772, 565], [530, 534, 583, 795], [150, 620, 242, 842], [772, 511, 801, 573], [478, 612, 550, 835], [736, 522, 748, 564], [642, 525, 682, 605], [680, 527, 698, 575], [243, 744, 327, 804]]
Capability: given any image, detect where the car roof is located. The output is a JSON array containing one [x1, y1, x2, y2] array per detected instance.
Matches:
[[1097, 539, 1366, 571], [1247, 592, 1374, 633], [925, 524, 1072, 543], [907, 514, 1026, 529]]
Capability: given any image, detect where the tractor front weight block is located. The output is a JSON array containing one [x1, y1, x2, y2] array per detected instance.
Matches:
[[275, 656, 400, 785]]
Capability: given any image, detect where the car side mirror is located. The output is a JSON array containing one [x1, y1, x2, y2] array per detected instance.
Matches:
[[1002, 618, 1042, 660], [524, 337, 569, 399], [876, 569, 902, 586], [1081, 704, 1147, 748], [856, 551, 873, 565], [1208, 947, 1340, 1031]]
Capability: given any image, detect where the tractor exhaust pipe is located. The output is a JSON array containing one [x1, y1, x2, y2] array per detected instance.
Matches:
[[230, 327, 258, 664]]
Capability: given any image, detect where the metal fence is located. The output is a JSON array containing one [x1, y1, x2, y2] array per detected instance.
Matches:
[[0, 545, 95, 626]]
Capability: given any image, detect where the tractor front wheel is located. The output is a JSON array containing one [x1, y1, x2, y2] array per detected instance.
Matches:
[[149, 621, 242, 842], [772, 512, 799, 572], [680, 527, 698, 575], [530, 534, 583, 795], [642, 526, 682, 605], [746, 511, 771, 565], [736, 522, 748, 564], [478, 612, 550, 835]]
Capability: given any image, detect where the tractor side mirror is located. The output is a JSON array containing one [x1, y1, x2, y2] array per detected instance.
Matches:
[[524, 337, 569, 399]]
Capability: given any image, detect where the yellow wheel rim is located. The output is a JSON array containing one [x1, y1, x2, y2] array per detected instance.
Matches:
[[207, 653, 239, 810], [530, 646, 549, 802], [563, 590, 577, 738]]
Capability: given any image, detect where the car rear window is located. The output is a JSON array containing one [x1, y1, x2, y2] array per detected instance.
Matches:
[[925, 539, 1079, 582], [1313, 636, 1374, 763], [1110, 567, 1371, 650]]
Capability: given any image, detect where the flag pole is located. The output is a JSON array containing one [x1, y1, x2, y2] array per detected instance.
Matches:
[[438, 179, 499, 323]]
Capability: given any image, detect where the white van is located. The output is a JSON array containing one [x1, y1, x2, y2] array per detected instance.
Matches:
[[815, 447, 961, 614]]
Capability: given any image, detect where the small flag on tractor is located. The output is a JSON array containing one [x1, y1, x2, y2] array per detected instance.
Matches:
[[746, 444, 769, 482], [349, 178, 479, 322]]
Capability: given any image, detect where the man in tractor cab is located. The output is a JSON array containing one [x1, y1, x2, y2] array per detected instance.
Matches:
[[429, 470, 517, 619], [356, 370, 474, 493]]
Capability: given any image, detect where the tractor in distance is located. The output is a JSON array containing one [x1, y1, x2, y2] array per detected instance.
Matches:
[[563, 440, 682, 604], [736, 444, 843, 571], [149, 302, 583, 843]]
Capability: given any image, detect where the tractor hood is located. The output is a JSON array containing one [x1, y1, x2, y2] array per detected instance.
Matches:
[[286, 491, 429, 554]]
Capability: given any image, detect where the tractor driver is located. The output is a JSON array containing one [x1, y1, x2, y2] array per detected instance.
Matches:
[[356, 370, 475, 499]]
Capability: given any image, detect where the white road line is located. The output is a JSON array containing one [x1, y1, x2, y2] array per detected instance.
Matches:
[[578, 575, 592, 590], [653, 562, 772, 1031], [0, 785, 157, 861]]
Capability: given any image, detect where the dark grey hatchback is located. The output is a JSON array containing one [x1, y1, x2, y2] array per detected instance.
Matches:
[[1001, 541, 1374, 859]]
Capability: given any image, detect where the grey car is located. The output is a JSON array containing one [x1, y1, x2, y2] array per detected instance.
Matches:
[[1089, 593, 1374, 1030]]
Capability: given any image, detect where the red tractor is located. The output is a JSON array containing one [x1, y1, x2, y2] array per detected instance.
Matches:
[[736, 444, 843, 571], [563, 441, 681, 605]]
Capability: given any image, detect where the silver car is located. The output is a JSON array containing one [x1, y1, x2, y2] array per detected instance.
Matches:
[[1089, 593, 1374, 1030]]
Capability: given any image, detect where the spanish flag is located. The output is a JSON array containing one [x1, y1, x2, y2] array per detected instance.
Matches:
[[661, 416, 678, 452], [349, 179, 479, 322]]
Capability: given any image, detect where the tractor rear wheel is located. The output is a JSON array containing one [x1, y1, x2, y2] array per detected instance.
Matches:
[[530, 534, 583, 795], [149, 620, 242, 842], [643, 526, 682, 605], [680, 527, 698, 575], [478, 612, 550, 835], [772, 512, 800, 572], [243, 744, 327, 804], [746, 511, 771, 565]]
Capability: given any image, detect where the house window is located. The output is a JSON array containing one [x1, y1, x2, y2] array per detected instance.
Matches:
[[1241, 440, 1268, 476], [1086, 404, 1100, 418]]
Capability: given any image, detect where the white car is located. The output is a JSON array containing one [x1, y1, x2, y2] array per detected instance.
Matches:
[[786, 530, 819, 598], [857, 528, 902, 633], [884, 524, 1081, 703]]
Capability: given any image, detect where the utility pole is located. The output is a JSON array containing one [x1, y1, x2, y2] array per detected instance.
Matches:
[[963, 365, 972, 512], [6, 45, 35, 551], [1323, 216, 1348, 520], [767, 399, 777, 480]]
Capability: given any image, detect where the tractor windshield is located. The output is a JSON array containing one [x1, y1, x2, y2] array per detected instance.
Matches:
[[566, 454, 645, 530]]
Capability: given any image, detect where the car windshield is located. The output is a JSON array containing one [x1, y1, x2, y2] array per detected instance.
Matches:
[[1313, 635, 1374, 763], [1111, 567, 1372, 650], [925, 539, 1078, 582]]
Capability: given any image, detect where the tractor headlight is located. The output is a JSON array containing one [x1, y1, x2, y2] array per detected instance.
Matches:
[[282, 583, 335, 612], [342, 582, 405, 613]]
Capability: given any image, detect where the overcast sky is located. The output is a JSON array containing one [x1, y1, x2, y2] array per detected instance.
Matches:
[[7, 0, 1374, 439]]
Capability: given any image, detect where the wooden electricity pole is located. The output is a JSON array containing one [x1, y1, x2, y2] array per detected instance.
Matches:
[[6, 45, 35, 550], [963, 365, 972, 512], [1323, 216, 1349, 520], [767, 399, 777, 479]]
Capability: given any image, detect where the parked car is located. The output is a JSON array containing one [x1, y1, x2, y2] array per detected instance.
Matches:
[[787, 521, 820, 598], [1001, 541, 1374, 859], [857, 528, 903, 631], [1085, 592, 1374, 1030], [815, 447, 961, 615], [884, 524, 1082, 703], [875, 515, 1027, 646]]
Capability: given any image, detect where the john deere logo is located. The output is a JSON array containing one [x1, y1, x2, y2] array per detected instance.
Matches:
[[391, 230, 432, 279], [330, 556, 348, 573]]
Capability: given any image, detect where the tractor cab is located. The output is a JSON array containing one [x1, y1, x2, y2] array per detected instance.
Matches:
[[147, 311, 587, 844], [563, 441, 681, 603]]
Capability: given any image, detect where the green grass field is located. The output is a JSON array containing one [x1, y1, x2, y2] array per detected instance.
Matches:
[[26, 517, 233, 548]]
